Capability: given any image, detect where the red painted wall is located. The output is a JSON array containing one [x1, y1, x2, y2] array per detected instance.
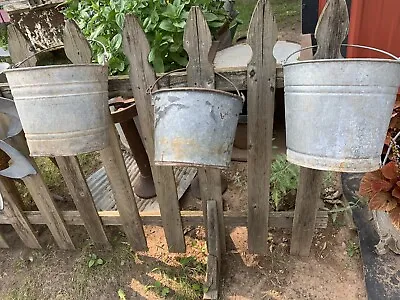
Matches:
[[347, 0, 400, 59], [318, 0, 400, 59]]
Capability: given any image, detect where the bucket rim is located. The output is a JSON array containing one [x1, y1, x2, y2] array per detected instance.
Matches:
[[155, 160, 228, 169], [4, 63, 108, 74], [151, 87, 243, 102], [283, 58, 400, 68]]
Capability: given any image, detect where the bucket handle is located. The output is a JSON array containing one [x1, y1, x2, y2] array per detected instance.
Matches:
[[9, 39, 109, 69], [283, 44, 400, 65], [382, 131, 400, 166], [146, 67, 244, 101]]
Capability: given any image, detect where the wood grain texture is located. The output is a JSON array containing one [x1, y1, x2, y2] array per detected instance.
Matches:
[[246, 0, 278, 254], [123, 14, 185, 253], [314, 0, 349, 60], [184, 6, 226, 254], [63, 18, 147, 251], [7, 24, 37, 67], [290, 0, 350, 257], [100, 123, 148, 251], [203, 201, 220, 300], [63, 19, 92, 64], [0, 177, 41, 248], [290, 168, 324, 256], [6, 39, 74, 250], [108, 67, 283, 99], [23, 174, 75, 250], [60, 19, 110, 248], [0, 210, 329, 228], [56, 156, 110, 247]]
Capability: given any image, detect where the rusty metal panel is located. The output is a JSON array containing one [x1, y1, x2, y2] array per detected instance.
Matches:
[[0, 10, 10, 24], [347, 0, 400, 59], [87, 150, 197, 212]]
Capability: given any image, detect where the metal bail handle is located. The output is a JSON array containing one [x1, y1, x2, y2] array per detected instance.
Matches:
[[10, 39, 110, 70], [282, 44, 400, 65], [147, 68, 244, 101]]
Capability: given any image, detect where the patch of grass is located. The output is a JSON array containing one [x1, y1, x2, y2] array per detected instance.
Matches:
[[270, 0, 301, 28], [14, 152, 101, 208], [234, 0, 258, 38], [270, 154, 299, 210], [149, 255, 207, 300], [234, 0, 301, 38], [78, 152, 102, 177], [145, 281, 171, 298], [346, 241, 360, 258]]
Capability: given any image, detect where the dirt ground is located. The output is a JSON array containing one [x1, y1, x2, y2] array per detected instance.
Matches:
[[0, 160, 367, 300]]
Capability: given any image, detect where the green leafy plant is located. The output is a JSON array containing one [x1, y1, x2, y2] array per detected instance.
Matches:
[[88, 253, 105, 268], [346, 241, 360, 258], [0, 26, 7, 51], [270, 154, 300, 210], [117, 289, 127, 300], [145, 281, 170, 298], [64, 0, 238, 74]]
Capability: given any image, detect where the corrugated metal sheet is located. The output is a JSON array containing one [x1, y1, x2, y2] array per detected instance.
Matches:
[[87, 150, 197, 212]]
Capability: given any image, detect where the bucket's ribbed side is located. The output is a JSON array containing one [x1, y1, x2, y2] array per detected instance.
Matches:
[[5, 65, 110, 156], [283, 60, 400, 172]]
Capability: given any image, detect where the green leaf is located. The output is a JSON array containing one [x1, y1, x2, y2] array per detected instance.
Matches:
[[153, 56, 165, 73], [159, 19, 175, 32], [192, 283, 201, 291], [161, 287, 170, 297], [116, 13, 125, 29], [161, 3, 177, 18], [170, 52, 188, 67], [203, 12, 218, 22], [89, 24, 105, 39], [173, 20, 186, 28], [88, 260, 95, 268], [96, 258, 104, 265], [148, 47, 157, 63], [111, 33, 123, 51], [169, 43, 181, 52], [154, 281, 162, 288], [117, 289, 126, 300], [208, 21, 225, 28]]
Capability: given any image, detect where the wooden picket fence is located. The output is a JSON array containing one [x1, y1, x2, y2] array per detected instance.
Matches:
[[0, 0, 348, 297]]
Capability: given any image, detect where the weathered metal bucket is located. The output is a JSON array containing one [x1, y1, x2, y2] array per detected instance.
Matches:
[[5, 64, 109, 156], [283, 45, 400, 172], [151, 74, 244, 168]]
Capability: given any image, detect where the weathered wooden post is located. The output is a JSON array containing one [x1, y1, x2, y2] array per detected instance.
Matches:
[[62, 20, 147, 251], [6, 24, 75, 250], [247, 0, 277, 254], [183, 7, 226, 299], [0, 177, 41, 249], [290, 0, 349, 256], [123, 15, 186, 253]]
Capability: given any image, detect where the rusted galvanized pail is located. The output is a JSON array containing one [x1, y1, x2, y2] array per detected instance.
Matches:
[[283, 45, 400, 172], [151, 76, 244, 168], [5, 64, 109, 156]]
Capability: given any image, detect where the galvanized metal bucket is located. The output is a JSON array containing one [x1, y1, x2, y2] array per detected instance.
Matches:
[[283, 45, 400, 172], [5, 64, 109, 156], [151, 73, 244, 168]]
